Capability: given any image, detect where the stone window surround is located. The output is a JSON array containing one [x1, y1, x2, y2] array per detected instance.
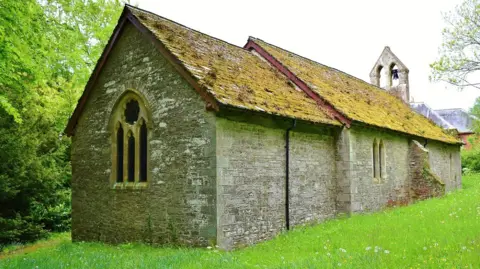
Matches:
[[372, 138, 387, 183], [110, 90, 153, 189]]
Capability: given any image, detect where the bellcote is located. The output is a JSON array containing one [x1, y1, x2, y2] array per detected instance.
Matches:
[[369, 46, 410, 103]]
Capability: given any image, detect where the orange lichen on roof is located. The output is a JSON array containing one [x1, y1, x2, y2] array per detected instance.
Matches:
[[127, 7, 341, 126], [251, 38, 460, 144]]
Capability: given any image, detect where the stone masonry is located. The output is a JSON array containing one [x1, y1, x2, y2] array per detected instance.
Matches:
[[69, 7, 463, 251], [71, 23, 217, 246]]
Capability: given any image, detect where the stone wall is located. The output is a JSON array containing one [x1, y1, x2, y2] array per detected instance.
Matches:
[[426, 141, 462, 192], [215, 115, 286, 249], [348, 127, 410, 212], [289, 127, 337, 226], [215, 114, 338, 249], [70, 21, 463, 249], [409, 140, 445, 200], [71, 22, 217, 246]]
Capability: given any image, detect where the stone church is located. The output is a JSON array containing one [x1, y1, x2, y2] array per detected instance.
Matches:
[[66, 5, 462, 250]]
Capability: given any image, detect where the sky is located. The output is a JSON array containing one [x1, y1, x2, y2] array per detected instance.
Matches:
[[132, 0, 479, 111]]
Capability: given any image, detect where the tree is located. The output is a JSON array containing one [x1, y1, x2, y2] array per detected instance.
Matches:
[[0, 0, 50, 123], [431, 0, 480, 89], [0, 0, 126, 247]]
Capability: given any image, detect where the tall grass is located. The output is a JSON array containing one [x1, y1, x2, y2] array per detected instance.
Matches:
[[2, 174, 480, 268]]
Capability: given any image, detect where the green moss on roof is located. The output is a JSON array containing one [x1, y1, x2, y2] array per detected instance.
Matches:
[[127, 7, 341, 126], [251, 38, 460, 144]]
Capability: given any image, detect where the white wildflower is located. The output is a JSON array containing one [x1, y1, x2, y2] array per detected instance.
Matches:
[[365, 246, 371, 251], [384, 250, 390, 254], [206, 246, 212, 249], [339, 248, 347, 253]]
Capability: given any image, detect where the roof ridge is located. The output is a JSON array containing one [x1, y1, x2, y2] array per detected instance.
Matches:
[[245, 37, 350, 126], [250, 37, 388, 92], [126, 4, 248, 52], [249, 37, 461, 144], [251, 37, 427, 113]]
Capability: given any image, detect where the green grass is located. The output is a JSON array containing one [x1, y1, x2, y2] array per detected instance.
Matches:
[[2, 175, 480, 268]]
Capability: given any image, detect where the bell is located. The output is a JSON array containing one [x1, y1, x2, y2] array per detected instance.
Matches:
[[392, 69, 399, 80]]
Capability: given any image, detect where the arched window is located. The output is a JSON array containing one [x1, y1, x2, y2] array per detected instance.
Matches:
[[373, 139, 379, 178], [110, 91, 151, 186], [373, 139, 386, 181], [116, 125, 124, 183], [379, 140, 385, 178]]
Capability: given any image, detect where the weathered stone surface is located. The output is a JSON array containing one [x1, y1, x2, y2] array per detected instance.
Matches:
[[289, 128, 336, 226], [215, 114, 338, 249], [370, 46, 410, 103], [348, 127, 410, 212], [71, 22, 463, 251], [427, 141, 462, 192], [409, 140, 445, 200], [215, 115, 286, 249], [71, 22, 217, 246]]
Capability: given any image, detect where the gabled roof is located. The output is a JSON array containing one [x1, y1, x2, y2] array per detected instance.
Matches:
[[128, 6, 341, 126], [64, 5, 341, 136], [65, 5, 460, 145], [246, 38, 460, 144]]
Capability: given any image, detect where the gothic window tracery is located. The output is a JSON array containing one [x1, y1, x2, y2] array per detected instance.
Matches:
[[111, 92, 151, 186]]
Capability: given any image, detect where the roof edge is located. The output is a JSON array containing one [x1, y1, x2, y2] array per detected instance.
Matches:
[[244, 38, 351, 127], [64, 5, 220, 136], [247, 37, 461, 145]]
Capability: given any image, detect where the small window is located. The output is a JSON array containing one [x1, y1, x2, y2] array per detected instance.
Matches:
[[379, 140, 385, 178], [373, 139, 379, 178], [140, 122, 148, 182], [373, 139, 386, 180], [127, 132, 135, 182], [110, 92, 151, 186], [116, 125, 124, 183]]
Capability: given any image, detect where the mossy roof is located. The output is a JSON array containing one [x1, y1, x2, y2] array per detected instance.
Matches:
[[250, 38, 460, 144], [127, 7, 340, 126]]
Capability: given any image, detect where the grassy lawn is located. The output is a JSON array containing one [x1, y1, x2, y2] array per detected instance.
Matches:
[[1, 174, 480, 268]]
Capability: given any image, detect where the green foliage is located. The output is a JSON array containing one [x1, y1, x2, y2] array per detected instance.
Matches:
[[0, 0, 126, 246], [461, 145, 480, 173], [430, 0, 480, 89], [2, 175, 480, 268], [468, 96, 480, 134]]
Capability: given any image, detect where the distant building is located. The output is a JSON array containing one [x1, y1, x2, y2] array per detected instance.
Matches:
[[411, 103, 477, 149]]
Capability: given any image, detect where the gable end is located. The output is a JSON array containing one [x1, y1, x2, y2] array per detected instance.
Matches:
[[64, 6, 218, 137]]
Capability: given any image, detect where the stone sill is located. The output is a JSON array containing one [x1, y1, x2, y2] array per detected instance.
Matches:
[[112, 182, 149, 189], [373, 177, 387, 184]]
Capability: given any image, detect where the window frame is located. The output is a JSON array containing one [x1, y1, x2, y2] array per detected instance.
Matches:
[[373, 138, 387, 183], [109, 90, 152, 189]]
